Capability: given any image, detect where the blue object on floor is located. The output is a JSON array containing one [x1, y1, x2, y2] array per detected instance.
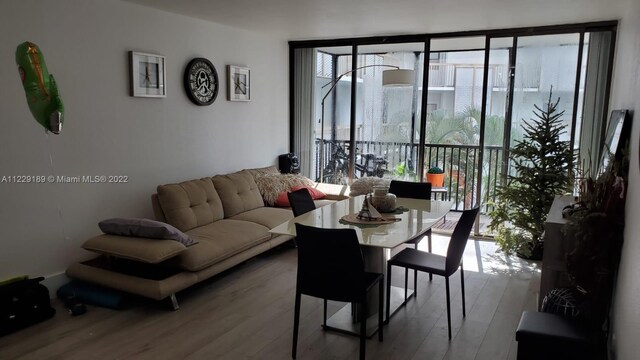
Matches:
[[57, 281, 126, 310]]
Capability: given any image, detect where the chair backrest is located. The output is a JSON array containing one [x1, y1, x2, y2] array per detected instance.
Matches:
[[445, 207, 480, 275], [389, 180, 432, 200], [294, 223, 366, 302], [287, 188, 316, 217]]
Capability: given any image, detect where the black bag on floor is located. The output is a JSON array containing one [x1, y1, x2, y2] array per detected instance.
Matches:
[[0, 277, 56, 336]]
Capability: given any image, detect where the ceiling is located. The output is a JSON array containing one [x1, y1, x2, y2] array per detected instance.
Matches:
[[124, 0, 621, 41]]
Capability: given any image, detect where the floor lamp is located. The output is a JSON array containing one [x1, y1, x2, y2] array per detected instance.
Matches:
[[318, 65, 415, 182]]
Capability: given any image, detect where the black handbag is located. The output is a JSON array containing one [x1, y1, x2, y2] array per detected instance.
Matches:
[[0, 277, 55, 336]]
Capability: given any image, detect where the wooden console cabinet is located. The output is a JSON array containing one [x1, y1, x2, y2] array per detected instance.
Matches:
[[538, 195, 576, 309]]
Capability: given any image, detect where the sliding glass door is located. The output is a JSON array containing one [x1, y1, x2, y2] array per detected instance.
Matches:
[[312, 47, 353, 184], [291, 22, 616, 233], [355, 43, 424, 182], [510, 34, 581, 149]]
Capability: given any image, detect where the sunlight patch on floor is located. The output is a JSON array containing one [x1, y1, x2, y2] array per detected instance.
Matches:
[[418, 233, 541, 275]]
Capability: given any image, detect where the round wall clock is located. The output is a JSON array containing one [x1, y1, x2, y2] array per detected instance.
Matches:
[[184, 58, 219, 106]]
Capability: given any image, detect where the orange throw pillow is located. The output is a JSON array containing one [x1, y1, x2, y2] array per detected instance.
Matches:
[[274, 186, 326, 207]]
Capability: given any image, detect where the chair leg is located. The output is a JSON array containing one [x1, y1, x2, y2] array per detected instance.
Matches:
[[360, 297, 367, 360], [460, 263, 466, 317], [414, 242, 419, 294], [292, 291, 301, 359], [404, 268, 409, 302], [323, 299, 328, 327], [386, 262, 392, 323], [378, 278, 384, 342], [428, 233, 433, 281], [445, 277, 452, 340]]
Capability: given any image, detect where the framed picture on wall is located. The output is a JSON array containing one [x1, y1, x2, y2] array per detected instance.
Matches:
[[598, 109, 631, 176], [129, 51, 166, 98], [227, 65, 250, 101]]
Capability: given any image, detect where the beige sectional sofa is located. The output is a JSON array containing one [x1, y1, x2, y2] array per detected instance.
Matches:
[[66, 166, 348, 308]]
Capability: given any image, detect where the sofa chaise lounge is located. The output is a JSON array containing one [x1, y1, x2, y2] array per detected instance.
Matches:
[[66, 166, 348, 309]]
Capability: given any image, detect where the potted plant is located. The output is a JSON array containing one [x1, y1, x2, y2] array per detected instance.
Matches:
[[426, 166, 445, 187], [562, 163, 626, 330], [488, 89, 573, 260]]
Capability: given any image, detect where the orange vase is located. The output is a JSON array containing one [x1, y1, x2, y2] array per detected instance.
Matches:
[[426, 173, 445, 187]]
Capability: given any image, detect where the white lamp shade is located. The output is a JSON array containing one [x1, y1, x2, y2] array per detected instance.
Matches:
[[382, 69, 415, 87]]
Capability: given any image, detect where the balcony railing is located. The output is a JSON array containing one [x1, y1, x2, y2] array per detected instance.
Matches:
[[314, 139, 505, 214]]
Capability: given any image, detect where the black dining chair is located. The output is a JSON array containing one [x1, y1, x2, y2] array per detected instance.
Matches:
[[292, 224, 384, 360], [385, 206, 479, 340], [388, 180, 433, 289], [287, 187, 316, 217]]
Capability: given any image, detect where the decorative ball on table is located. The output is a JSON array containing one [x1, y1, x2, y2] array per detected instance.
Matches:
[[349, 177, 390, 196], [370, 186, 397, 212]]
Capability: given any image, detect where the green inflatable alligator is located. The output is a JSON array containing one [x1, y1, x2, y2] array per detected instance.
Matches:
[[15, 42, 64, 134]]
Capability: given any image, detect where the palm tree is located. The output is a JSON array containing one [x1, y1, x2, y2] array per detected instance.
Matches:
[[426, 109, 476, 145]]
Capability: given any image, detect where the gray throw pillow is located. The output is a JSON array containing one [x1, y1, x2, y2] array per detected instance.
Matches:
[[98, 218, 198, 247]]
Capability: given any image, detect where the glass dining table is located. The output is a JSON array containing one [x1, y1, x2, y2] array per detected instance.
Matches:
[[270, 195, 453, 337]]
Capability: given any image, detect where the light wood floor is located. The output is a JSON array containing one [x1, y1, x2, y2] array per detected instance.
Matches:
[[0, 235, 540, 360]]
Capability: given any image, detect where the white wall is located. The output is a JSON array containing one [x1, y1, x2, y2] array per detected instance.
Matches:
[[609, 0, 640, 358], [0, 0, 288, 283], [1, 0, 640, 356]]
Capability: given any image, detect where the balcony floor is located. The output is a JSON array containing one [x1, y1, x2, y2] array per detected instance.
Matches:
[[433, 212, 492, 237]]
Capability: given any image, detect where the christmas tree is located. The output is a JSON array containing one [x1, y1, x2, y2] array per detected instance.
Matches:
[[489, 89, 573, 259]]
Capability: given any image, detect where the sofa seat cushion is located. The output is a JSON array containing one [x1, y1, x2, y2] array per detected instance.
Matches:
[[229, 207, 294, 229], [82, 234, 187, 264], [175, 220, 270, 271], [212, 170, 265, 218]]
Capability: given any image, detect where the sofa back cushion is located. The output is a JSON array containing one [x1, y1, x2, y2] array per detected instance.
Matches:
[[156, 178, 224, 232], [212, 170, 264, 218]]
